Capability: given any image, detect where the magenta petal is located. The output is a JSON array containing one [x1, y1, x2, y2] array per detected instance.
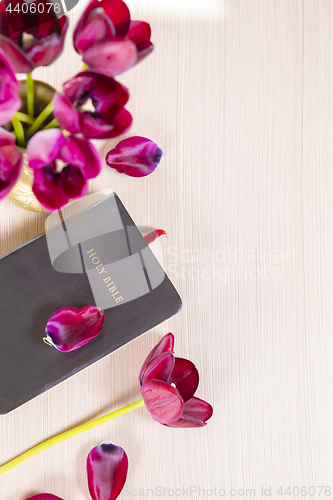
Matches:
[[139, 332, 174, 383], [0, 48, 21, 125], [83, 38, 137, 77], [127, 21, 151, 46], [74, 8, 116, 54], [61, 136, 103, 179], [81, 108, 132, 140], [165, 397, 213, 428], [144, 229, 167, 245], [45, 305, 105, 352], [25, 495, 64, 500], [141, 352, 175, 385], [0, 34, 34, 73], [0, 128, 23, 200], [87, 442, 128, 500], [105, 136, 162, 177], [168, 358, 199, 402], [59, 165, 88, 199], [52, 92, 80, 135], [32, 167, 70, 211], [27, 129, 65, 170], [141, 379, 184, 424]]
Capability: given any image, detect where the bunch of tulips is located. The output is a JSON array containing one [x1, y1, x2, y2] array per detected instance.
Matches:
[[0, 0, 162, 211]]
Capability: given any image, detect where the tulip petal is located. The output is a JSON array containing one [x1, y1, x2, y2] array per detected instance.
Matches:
[[141, 379, 184, 424], [45, 305, 105, 352], [59, 165, 88, 199], [87, 442, 128, 500], [74, 8, 116, 54], [61, 135, 103, 179], [52, 92, 81, 135], [80, 108, 132, 140], [168, 357, 199, 402], [99, 0, 130, 37], [0, 128, 23, 200], [165, 397, 213, 428], [141, 352, 175, 385], [0, 34, 33, 73], [25, 495, 64, 500], [143, 229, 167, 245], [105, 136, 162, 177], [27, 129, 65, 170], [32, 166, 71, 211], [83, 38, 137, 78], [126, 21, 154, 63], [139, 332, 174, 383], [0, 48, 21, 125]]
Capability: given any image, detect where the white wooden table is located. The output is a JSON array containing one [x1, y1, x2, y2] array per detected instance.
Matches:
[[0, 0, 332, 498]]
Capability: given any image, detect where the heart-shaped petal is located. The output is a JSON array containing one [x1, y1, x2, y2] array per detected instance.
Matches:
[[87, 442, 128, 500], [139, 333, 174, 383], [45, 305, 104, 352], [168, 357, 199, 402], [140, 379, 184, 424]]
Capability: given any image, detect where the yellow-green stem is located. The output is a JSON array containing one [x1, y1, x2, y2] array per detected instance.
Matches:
[[0, 399, 145, 476], [11, 115, 25, 147], [26, 101, 54, 139], [15, 112, 34, 125], [43, 118, 59, 130], [26, 73, 34, 118]]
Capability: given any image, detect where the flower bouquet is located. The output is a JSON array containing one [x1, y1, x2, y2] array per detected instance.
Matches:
[[0, 0, 161, 212]]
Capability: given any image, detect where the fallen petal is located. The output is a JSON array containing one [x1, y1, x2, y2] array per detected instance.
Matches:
[[140, 379, 184, 424], [87, 442, 128, 500], [25, 495, 64, 500], [168, 357, 199, 402], [45, 305, 105, 352], [105, 136, 162, 177], [139, 332, 174, 383]]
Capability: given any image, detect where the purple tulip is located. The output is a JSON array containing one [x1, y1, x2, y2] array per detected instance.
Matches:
[[0, 127, 23, 201], [87, 443, 128, 500], [44, 305, 105, 352], [73, 0, 153, 77], [140, 333, 213, 427], [53, 71, 132, 139], [0, 2, 68, 73], [105, 137, 162, 177], [0, 49, 21, 125], [26, 129, 103, 211]]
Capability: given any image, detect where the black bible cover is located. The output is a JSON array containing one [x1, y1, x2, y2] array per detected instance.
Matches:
[[0, 193, 182, 414]]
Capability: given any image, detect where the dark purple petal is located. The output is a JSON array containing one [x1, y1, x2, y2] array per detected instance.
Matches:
[[168, 357, 199, 402], [87, 442, 128, 500], [144, 229, 167, 245], [52, 92, 81, 135], [141, 352, 175, 385], [0, 128, 23, 200], [25, 494, 64, 500], [105, 136, 162, 177], [140, 379, 184, 424], [139, 332, 174, 383], [82, 38, 137, 78], [0, 48, 21, 125], [27, 129, 65, 170], [81, 108, 132, 139], [45, 305, 104, 352], [59, 164, 88, 199], [32, 166, 71, 211]]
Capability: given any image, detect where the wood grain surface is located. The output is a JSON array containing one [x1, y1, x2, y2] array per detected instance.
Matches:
[[0, 0, 332, 498]]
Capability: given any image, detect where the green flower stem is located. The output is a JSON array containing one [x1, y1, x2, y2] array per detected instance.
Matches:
[[0, 398, 145, 476], [26, 101, 54, 139], [26, 73, 34, 118], [43, 118, 59, 130], [15, 112, 34, 125], [11, 115, 25, 147]]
